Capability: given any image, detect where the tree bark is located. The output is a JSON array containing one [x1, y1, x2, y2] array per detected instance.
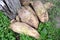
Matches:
[[0, 0, 21, 19]]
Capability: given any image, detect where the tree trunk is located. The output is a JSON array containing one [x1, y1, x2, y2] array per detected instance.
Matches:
[[0, 0, 21, 19]]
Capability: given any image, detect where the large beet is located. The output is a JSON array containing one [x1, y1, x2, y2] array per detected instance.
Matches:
[[18, 7, 39, 28], [31, 1, 49, 22], [44, 2, 54, 9], [10, 22, 40, 39], [24, 6, 36, 15], [20, 0, 31, 6]]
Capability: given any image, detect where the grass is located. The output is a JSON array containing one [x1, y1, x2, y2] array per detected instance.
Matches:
[[0, 0, 60, 40], [0, 11, 16, 40]]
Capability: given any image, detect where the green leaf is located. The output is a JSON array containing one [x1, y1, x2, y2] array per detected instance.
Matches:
[[41, 28, 47, 39], [47, 39, 53, 40]]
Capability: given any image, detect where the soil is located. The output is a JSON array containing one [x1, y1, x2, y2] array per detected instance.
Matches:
[[56, 16, 60, 28]]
